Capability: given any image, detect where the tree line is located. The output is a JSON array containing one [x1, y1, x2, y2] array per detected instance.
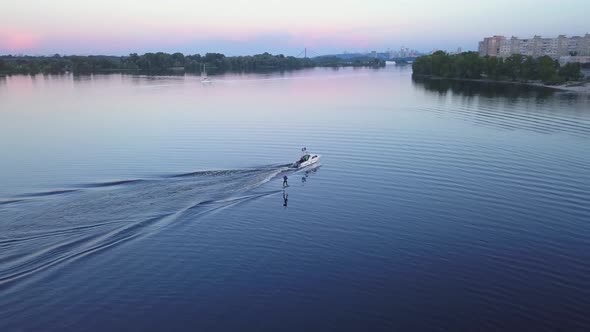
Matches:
[[0, 52, 385, 75], [412, 51, 583, 84]]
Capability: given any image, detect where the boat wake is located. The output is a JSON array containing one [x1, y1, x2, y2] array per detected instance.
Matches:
[[0, 164, 290, 289]]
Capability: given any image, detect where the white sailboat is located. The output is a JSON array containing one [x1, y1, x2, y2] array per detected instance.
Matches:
[[201, 63, 212, 83]]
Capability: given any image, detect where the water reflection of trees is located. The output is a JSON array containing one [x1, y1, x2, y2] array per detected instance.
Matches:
[[411, 76, 590, 136], [411, 76, 557, 99], [412, 76, 590, 106]]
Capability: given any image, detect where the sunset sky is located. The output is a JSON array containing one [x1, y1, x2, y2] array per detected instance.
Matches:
[[1, 0, 588, 56]]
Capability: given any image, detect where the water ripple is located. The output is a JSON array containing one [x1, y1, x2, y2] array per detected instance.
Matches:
[[0, 165, 290, 289]]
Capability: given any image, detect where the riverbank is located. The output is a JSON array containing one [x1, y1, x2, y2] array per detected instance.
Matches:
[[414, 75, 590, 94], [0, 53, 385, 76], [412, 52, 587, 94]]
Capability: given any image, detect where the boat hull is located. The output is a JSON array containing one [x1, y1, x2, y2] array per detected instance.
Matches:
[[292, 154, 320, 169]]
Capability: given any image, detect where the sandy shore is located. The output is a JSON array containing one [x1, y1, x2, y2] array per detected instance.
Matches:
[[547, 82, 590, 94], [474, 79, 590, 94]]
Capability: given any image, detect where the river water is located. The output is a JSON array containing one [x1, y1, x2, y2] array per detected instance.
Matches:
[[0, 67, 589, 331]]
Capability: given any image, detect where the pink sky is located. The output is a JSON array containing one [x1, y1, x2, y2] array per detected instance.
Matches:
[[1, 0, 588, 55]]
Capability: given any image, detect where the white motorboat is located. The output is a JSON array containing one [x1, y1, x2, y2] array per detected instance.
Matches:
[[292, 152, 320, 169]]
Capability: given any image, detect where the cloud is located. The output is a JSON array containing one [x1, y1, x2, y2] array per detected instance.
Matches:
[[0, 31, 38, 52]]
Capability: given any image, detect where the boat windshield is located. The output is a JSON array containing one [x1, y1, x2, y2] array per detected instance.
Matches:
[[299, 154, 310, 162]]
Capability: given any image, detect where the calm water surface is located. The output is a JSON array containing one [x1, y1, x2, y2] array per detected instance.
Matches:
[[0, 67, 589, 331]]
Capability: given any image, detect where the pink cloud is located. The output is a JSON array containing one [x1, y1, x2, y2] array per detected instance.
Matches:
[[0, 18, 405, 55], [0, 32, 38, 51]]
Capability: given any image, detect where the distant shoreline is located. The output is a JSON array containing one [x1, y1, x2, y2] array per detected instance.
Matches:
[[0, 65, 381, 78], [0, 65, 383, 76], [0, 52, 386, 76], [413, 75, 590, 94]]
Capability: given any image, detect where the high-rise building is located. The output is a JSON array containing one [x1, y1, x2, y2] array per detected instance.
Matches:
[[478, 36, 506, 57]]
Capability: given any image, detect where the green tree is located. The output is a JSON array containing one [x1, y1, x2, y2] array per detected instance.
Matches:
[[559, 63, 582, 81], [430, 51, 452, 77], [537, 56, 559, 83], [454, 52, 483, 79], [503, 54, 525, 81], [521, 56, 537, 81], [171, 52, 185, 67]]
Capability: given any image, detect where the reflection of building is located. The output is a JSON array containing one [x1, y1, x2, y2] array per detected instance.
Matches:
[[479, 34, 590, 59]]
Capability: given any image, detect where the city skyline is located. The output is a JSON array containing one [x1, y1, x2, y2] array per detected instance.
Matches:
[[1, 0, 589, 56]]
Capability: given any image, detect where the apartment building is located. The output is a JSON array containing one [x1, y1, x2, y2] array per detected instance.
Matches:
[[478, 36, 506, 57], [479, 34, 590, 59]]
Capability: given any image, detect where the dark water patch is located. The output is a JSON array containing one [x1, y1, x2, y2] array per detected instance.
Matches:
[[412, 75, 558, 98], [413, 103, 590, 138], [76, 179, 145, 188], [0, 199, 24, 206], [14, 189, 80, 198]]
